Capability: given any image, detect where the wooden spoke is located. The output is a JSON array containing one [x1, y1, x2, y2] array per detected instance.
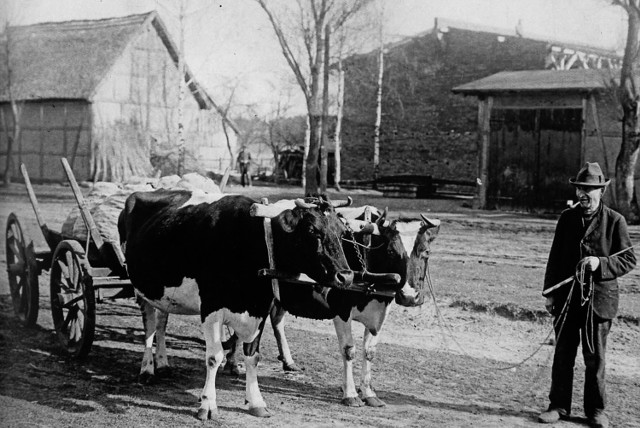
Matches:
[[6, 213, 39, 327], [50, 240, 95, 358]]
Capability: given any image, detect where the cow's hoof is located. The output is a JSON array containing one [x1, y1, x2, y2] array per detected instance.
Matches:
[[341, 396, 364, 407], [155, 366, 172, 378], [278, 355, 303, 372], [248, 406, 271, 418], [197, 406, 218, 420], [138, 372, 155, 385], [223, 361, 241, 377], [363, 396, 386, 407], [282, 361, 302, 372]]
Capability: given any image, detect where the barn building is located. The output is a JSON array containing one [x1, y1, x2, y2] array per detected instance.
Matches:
[[339, 18, 621, 193], [452, 68, 626, 211], [0, 12, 236, 183]]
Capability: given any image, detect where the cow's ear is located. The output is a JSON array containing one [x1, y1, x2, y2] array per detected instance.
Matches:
[[276, 209, 299, 233]]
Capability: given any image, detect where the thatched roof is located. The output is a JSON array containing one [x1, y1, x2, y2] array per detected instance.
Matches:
[[0, 12, 228, 117]]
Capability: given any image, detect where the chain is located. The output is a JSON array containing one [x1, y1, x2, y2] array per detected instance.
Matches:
[[343, 225, 369, 273]]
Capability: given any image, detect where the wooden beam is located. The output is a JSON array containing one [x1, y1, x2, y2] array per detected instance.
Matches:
[[581, 95, 588, 164], [493, 92, 583, 109], [476, 96, 493, 209], [590, 95, 616, 207]]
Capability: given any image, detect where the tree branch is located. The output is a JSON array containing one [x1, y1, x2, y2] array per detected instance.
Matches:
[[256, 0, 310, 101]]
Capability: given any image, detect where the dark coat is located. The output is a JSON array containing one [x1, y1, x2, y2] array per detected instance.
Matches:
[[543, 203, 636, 319]]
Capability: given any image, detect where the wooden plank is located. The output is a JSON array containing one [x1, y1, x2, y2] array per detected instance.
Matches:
[[257, 269, 396, 298], [20, 163, 47, 233], [493, 92, 584, 110], [60, 157, 107, 252]]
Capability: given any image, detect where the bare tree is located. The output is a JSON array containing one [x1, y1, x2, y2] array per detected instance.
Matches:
[[1, 7, 24, 186], [611, 0, 640, 220], [256, 0, 372, 195], [156, 0, 221, 176], [372, 0, 384, 184], [330, 6, 381, 190], [218, 80, 244, 171], [266, 98, 292, 182]]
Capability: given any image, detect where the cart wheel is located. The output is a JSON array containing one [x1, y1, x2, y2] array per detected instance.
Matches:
[[6, 213, 39, 326], [50, 240, 95, 358]]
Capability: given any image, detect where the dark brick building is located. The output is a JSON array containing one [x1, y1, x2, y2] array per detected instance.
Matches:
[[340, 18, 621, 189]]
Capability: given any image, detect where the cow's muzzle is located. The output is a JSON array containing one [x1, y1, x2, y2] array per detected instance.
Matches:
[[334, 270, 354, 288], [394, 283, 425, 307]]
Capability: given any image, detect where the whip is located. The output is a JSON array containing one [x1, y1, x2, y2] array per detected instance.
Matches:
[[542, 244, 639, 297]]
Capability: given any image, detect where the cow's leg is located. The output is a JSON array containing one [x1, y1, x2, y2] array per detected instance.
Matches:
[[243, 317, 270, 417], [360, 328, 385, 407], [221, 331, 241, 376], [138, 299, 157, 384], [198, 310, 224, 420], [154, 309, 171, 377], [333, 317, 363, 406], [270, 301, 301, 372]]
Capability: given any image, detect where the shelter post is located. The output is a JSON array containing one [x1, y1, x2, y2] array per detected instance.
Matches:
[[476, 96, 493, 209]]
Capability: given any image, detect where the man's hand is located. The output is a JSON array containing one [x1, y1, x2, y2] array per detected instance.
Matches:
[[582, 256, 600, 272], [545, 296, 554, 314]]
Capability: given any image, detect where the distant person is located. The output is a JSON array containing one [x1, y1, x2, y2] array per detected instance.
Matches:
[[539, 162, 636, 428], [237, 148, 252, 187]]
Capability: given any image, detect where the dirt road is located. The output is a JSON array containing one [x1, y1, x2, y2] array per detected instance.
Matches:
[[0, 185, 639, 427]]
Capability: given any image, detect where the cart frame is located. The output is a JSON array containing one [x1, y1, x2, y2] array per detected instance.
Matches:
[[7, 158, 132, 358]]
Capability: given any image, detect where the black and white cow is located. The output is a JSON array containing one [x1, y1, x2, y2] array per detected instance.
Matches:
[[117, 190, 353, 419], [226, 206, 441, 407]]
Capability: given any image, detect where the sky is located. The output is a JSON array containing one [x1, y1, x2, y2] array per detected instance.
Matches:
[[1, 0, 627, 116]]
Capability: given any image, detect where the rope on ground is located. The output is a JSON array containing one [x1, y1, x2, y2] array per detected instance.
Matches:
[[429, 243, 639, 371]]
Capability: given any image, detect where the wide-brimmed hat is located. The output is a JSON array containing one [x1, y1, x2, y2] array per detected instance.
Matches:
[[569, 162, 610, 187]]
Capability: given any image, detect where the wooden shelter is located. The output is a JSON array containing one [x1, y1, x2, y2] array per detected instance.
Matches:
[[453, 69, 623, 211], [339, 18, 621, 190], [0, 12, 236, 182]]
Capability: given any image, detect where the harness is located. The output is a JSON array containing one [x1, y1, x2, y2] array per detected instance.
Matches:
[[262, 216, 280, 301], [257, 200, 396, 300]]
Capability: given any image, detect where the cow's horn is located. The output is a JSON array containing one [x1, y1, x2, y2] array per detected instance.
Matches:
[[295, 198, 317, 209], [331, 196, 353, 208], [376, 206, 388, 226], [420, 214, 441, 228]]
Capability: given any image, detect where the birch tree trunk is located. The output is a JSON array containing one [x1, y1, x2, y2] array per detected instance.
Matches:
[[319, 24, 331, 193], [372, 31, 384, 184], [176, 2, 186, 176], [303, 115, 310, 189], [334, 59, 344, 191]]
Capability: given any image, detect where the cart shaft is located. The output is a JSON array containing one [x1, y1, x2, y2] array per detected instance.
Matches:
[[21, 163, 47, 231]]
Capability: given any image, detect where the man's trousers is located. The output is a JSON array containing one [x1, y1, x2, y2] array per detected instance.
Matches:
[[549, 296, 611, 418]]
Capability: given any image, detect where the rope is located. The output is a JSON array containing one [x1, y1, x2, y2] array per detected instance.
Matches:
[[423, 257, 594, 372]]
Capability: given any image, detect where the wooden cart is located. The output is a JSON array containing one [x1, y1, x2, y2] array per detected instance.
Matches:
[[6, 158, 131, 358], [5, 158, 400, 359]]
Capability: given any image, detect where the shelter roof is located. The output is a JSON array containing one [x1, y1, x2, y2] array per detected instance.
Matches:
[[451, 69, 621, 95]]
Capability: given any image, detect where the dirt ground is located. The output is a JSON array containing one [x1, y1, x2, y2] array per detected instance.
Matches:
[[0, 183, 639, 428]]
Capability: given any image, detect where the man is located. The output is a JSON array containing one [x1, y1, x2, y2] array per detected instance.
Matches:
[[237, 148, 252, 187], [539, 162, 636, 428]]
